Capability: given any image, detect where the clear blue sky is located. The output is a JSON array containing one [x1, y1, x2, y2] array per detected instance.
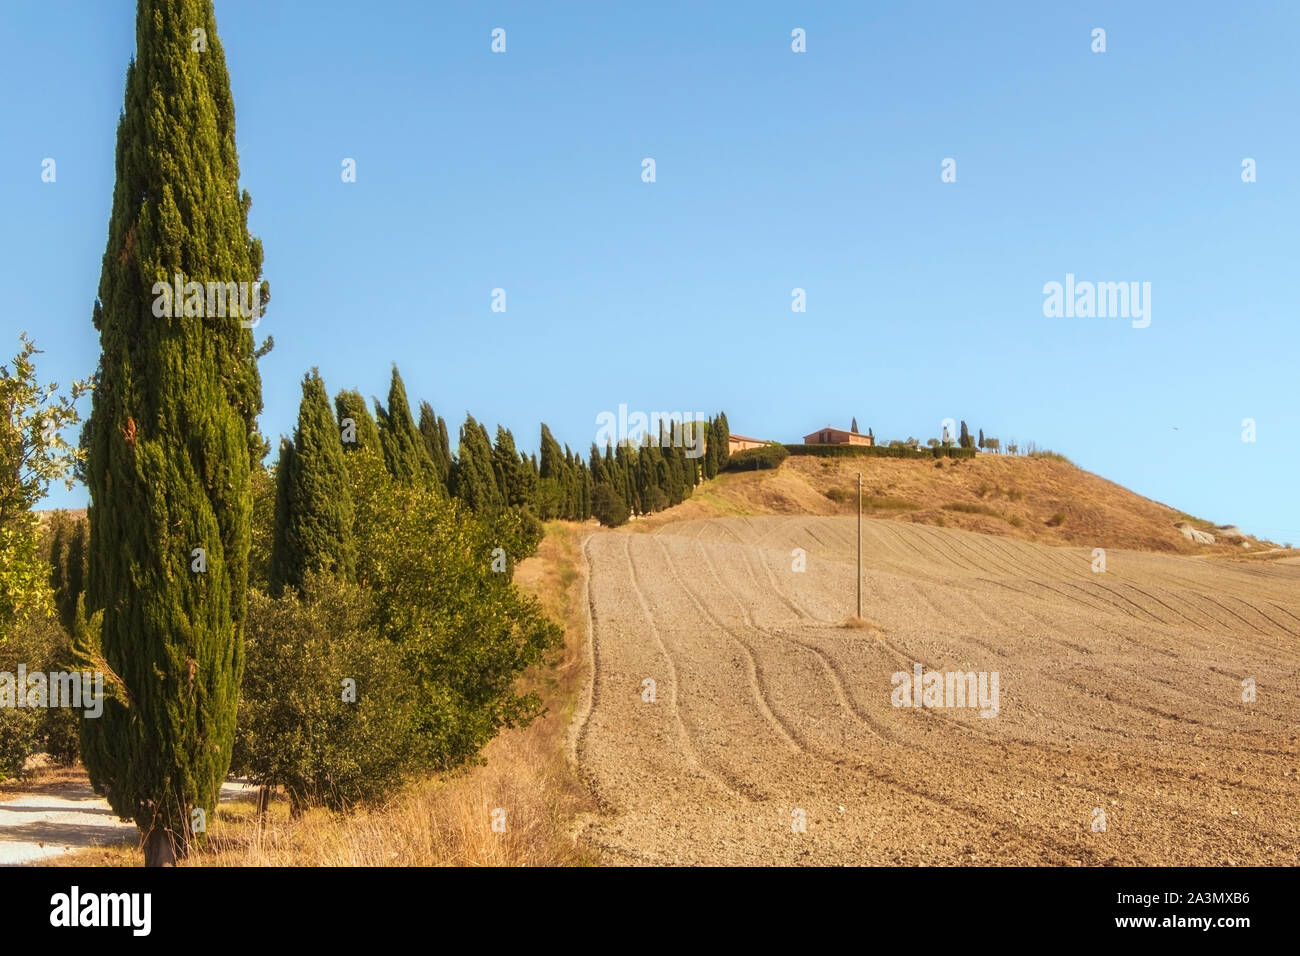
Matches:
[[5, 1, 1298, 541]]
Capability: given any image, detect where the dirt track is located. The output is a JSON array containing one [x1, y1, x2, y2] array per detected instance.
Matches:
[[575, 516, 1300, 865]]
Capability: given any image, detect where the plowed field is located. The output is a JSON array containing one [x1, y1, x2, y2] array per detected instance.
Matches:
[[575, 517, 1300, 864]]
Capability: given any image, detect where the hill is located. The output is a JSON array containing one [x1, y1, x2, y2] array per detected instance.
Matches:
[[633, 452, 1283, 556]]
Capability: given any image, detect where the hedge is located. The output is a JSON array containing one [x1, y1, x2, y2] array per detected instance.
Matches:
[[724, 442, 790, 471], [782, 444, 976, 460]]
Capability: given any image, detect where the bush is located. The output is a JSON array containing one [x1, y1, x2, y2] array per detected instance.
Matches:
[[1047, 512, 1067, 527], [782, 444, 975, 460], [353, 475, 562, 771], [1008, 515, 1024, 528], [0, 710, 39, 782], [725, 443, 789, 472], [233, 576, 420, 813], [592, 483, 630, 527], [943, 502, 1001, 517], [825, 487, 851, 503]]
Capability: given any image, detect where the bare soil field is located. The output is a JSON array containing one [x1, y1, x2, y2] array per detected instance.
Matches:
[[575, 515, 1300, 865]]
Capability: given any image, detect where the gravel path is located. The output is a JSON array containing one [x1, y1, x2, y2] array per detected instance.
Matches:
[[575, 516, 1300, 865], [0, 775, 258, 865]]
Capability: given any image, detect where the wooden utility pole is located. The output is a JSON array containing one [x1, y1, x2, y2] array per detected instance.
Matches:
[[857, 471, 862, 619]]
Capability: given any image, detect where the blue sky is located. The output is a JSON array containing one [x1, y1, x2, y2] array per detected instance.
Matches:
[[4, 1, 1298, 541]]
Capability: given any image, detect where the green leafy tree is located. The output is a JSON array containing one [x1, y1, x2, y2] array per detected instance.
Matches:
[[1, 336, 88, 633], [232, 575, 418, 814], [268, 370, 356, 596], [352, 469, 561, 768], [80, 0, 265, 866]]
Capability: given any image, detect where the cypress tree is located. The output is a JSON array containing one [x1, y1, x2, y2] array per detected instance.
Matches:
[[64, 518, 88, 634], [334, 388, 381, 454], [714, 412, 731, 470], [492, 426, 529, 508], [48, 522, 68, 629], [82, 0, 265, 866], [418, 401, 452, 491], [268, 370, 356, 596], [450, 414, 502, 514], [375, 367, 435, 487], [959, 420, 972, 449], [851, 416, 859, 434], [703, 420, 719, 480]]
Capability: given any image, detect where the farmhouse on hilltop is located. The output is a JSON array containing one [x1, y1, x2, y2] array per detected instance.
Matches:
[[727, 434, 768, 455], [803, 425, 874, 447]]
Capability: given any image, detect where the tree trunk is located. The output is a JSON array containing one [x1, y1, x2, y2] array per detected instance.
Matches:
[[143, 828, 179, 867]]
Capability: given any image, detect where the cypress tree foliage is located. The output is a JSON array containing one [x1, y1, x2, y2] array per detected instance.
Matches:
[[48, 522, 67, 626], [978, 428, 985, 449], [375, 367, 436, 487], [703, 420, 719, 480], [491, 427, 532, 508], [82, 0, 265, 866], [959, 420, 972, 449], [418, 402, 453, 492], [851, 416, 859, 433], [449, 414, 502, 514], [268, 370, 356, 597], [714, 412, 731, 470], [334, 388, 381, 454]]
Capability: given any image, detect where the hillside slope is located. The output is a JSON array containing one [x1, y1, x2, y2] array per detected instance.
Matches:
[[636, 453, 1279, 556]]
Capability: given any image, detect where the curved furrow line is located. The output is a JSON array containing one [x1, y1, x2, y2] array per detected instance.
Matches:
[[1075, 580, 1171, 625], [620, 536, 756, 802], [1112, 582, 1211, 632], [1219, 594, 1300, 638], [908, 524, 986, 573], [941, 529, 1030, 579], [727, 545, 899, 744], [985, 533, 1084, 581], [655, 538, 808, 754], [982, 576, 1130, 623]]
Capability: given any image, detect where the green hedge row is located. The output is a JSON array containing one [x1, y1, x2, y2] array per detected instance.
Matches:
[[783, 444, 976, 460], [724, 442, 791, 471]]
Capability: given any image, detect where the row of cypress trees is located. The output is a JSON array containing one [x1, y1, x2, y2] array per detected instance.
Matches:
[[271, 364, 734, 541]]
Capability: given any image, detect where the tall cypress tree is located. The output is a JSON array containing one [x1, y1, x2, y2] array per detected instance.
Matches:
[[268, 370, 356, 596], [714, 412, 731, 471], [375, 367, 435, 487], [418, 401, 452, 491], [82, 0, 265, 865], [334, 388, 381, 455]]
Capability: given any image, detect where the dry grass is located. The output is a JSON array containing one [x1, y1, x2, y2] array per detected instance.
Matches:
[[55, 520, 601, 867]]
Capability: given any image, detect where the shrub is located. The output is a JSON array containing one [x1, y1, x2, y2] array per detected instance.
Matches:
[[825, 487, 852, 503], [943, 502, 1001, 517], [785, 444, 974, 460], [725, 442, 789, 471], [592, 483, 630, 527], [353, 476, 562, 771], [1008, 515, 1024, 528], [1047, 512, 1067, 527], [234, 576, 421, 813], [0, 709, 39, 782]]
